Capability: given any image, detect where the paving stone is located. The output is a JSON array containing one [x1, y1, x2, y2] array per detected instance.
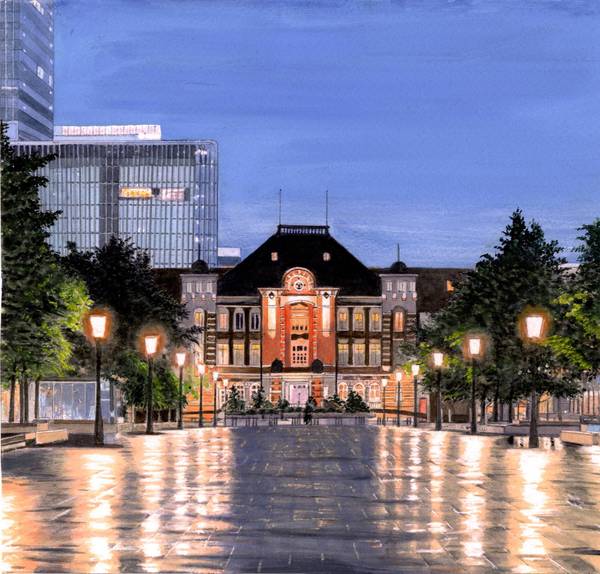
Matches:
[[2, 427, 599, 573]]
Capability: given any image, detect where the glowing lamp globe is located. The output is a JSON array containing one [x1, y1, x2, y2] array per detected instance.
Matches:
[[395, 371, 402, 383], [411, 363, 420, 377], [144, 335, 159, 356], [176, 352, 186, 368], [468, 337, 482, 358], [89, 314, 107, 339], [525, 315, 545, 340], [433, 352, 444, 368], [198, 363, 206, 376], [212, 371, 219, 382], [381, 377, 388, 388]]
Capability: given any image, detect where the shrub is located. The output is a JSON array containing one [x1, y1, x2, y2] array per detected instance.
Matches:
[[344, 390, 370, 413]]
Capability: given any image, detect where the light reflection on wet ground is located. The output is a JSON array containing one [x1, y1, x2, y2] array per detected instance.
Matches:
[[2, 428, 600, 573]]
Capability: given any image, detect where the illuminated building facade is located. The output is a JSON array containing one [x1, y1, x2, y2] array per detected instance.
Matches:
[[1, 0, 54, 141], [14, 133, 218, 268], [181, 224, 422, 415]]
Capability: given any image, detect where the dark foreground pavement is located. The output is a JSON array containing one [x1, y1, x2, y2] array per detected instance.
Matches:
[[2, 427, 600, 573]]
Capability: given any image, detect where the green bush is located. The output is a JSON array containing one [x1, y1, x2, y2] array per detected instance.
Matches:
[[344, 390, 370, 413]]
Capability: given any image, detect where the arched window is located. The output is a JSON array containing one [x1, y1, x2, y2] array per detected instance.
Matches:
[[338, 382, 348, 401], [337, 308, 349, 330], [217, 307, 229, 331], [250, 382, 261, 401], [393, 308, 405, 333], [250, 309, 260, 331], [353, 309, 364, 331], [353, 382, 365, 399], [194, 308, 205, 328], [234, 308, 245, 331], [369, 382, 381, 402], [369, 308, 381, 331]]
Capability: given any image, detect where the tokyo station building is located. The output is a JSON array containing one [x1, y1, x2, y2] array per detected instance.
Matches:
[[173, 224, 463, 419]]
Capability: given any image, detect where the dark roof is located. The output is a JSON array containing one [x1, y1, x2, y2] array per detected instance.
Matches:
[[404, 267, 469, 313], [218, 225, 381, 296]]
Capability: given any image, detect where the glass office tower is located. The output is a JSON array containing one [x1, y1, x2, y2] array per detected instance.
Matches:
[[1, 0, 54, 140], [14, 139, 219, 268]]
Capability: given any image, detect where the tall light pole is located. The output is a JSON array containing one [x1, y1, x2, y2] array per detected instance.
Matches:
[[395, 371, 402, 427], [212, 371, 219, 427], [411, 363, 420, 428], [432, 351, 445, 431], [223, 379, 229, 427], [464, 335, 484, 435], [175, 351, 186, 430], [519, 310, 550, 449], [144, 335, 159, 434], [381, 377, 388, 425], [87, 310, 110, 446], [197, 363, 206, 427]]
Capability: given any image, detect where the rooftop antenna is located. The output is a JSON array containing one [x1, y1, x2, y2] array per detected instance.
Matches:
[[278, 188, 282, 226], [325, 189, 329, 226], [396, 243, 400, 262]]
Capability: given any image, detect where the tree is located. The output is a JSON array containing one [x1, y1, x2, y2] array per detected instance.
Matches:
[[1, 122, 88, 422], [344, 390, 369, 413], [63, 236, 200, 418], [224, 386, 245, 414], [422, 210, 574, 444]]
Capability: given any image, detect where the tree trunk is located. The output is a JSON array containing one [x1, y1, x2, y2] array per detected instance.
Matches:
[[23, 377, 29, 422], [19, 379, 25, 423], [507, 383, 514, 424], [479, 393, 486, 425], [492, 382, 500, 422], [8, 374, 16, 423]]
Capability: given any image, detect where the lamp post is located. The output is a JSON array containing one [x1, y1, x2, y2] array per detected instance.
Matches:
[[465, 335, 484, 435], [144, 335, 159, 434], [212, 371, 219, 427], [411, 363, 420, 428], [223, 379, 229, 427], [432, 352, 445, 431], [381, 377, 388, 425], [197, 363, 206, 427], [175, 351, 186, 430], [519, 310, 550, 449], [395, 371, 402, 427], [88, 311, 110, 446]]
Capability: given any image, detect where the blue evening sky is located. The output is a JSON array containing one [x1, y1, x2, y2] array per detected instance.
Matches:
[[55, 0, 600, 267]]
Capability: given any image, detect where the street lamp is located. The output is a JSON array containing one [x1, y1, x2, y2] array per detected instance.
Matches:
[[175, 351, 186, 430], [411, 363, 420, 428], [223, 379, 229, 427], [212, 371, 219, 427], [381, 377, 388, 425], [519, 308, 551, 448], [432, 351, 445, 431], [395, 371, 403, 427], [464, 334, 485, 435], [86, 309, 111, 446], [144, 334, 159, 434], [197, 363, 206, 427]]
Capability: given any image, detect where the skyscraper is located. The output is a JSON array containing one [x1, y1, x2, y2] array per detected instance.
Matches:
[[0, 0, 54, 141], [15, 126, 219, 268]]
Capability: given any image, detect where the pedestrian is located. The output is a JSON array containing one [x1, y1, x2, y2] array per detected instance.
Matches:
[[303, 400, 313, 425]]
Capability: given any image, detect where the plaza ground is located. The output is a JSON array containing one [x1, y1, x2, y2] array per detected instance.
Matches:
[[2, 428, 600, 573]]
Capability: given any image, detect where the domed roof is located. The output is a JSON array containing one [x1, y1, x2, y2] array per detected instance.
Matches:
[[389, 260, 407, 273], [191, 259, 209, 273]]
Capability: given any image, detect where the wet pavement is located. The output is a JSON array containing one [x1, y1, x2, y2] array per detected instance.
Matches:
[[2, 427, 600, 573]]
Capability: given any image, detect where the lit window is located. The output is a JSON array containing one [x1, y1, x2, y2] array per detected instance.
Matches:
[[446, 280, 454, 292], [217, 343, 229, 365], [369, 341, 381, 366], [369, 309, 381, 331], [36, 66, 45, 80], [217, 308, 229, 331], [32, 0, 44, 14], [410, 281, 416, 292], [186, 282, 193, 294], [353, 309, 364, 331], [233, 342, 245, 365], [271, 252, 278, 261], [386, 280, 393, 292], [206, 282, 213, 294], [291, 344, 309, 366], [194, 309, 205, 327], [337, 308, 349, 330], [250, 310, 260, 331], [234, 309, 245, 331], [368, 383, 381, 402], [338, 383, 348, 401], [338, 341, 349, 366], [323, 252, 331, 261], [353, 383, 365, 399], [353, 342, 365, 366], [393, 309, 405, 333], [196, 281, 202, 293], [250, 343, 260, 366]]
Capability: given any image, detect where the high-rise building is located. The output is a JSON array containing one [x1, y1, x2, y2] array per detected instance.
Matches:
[[14, 126, 219, 268], [1, 0, 54, 141]]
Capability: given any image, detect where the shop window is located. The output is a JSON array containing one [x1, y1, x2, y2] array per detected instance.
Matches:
[[353, 382, 365, 399], [369, 383, 381, 402], [338, 383, 348, 401]]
